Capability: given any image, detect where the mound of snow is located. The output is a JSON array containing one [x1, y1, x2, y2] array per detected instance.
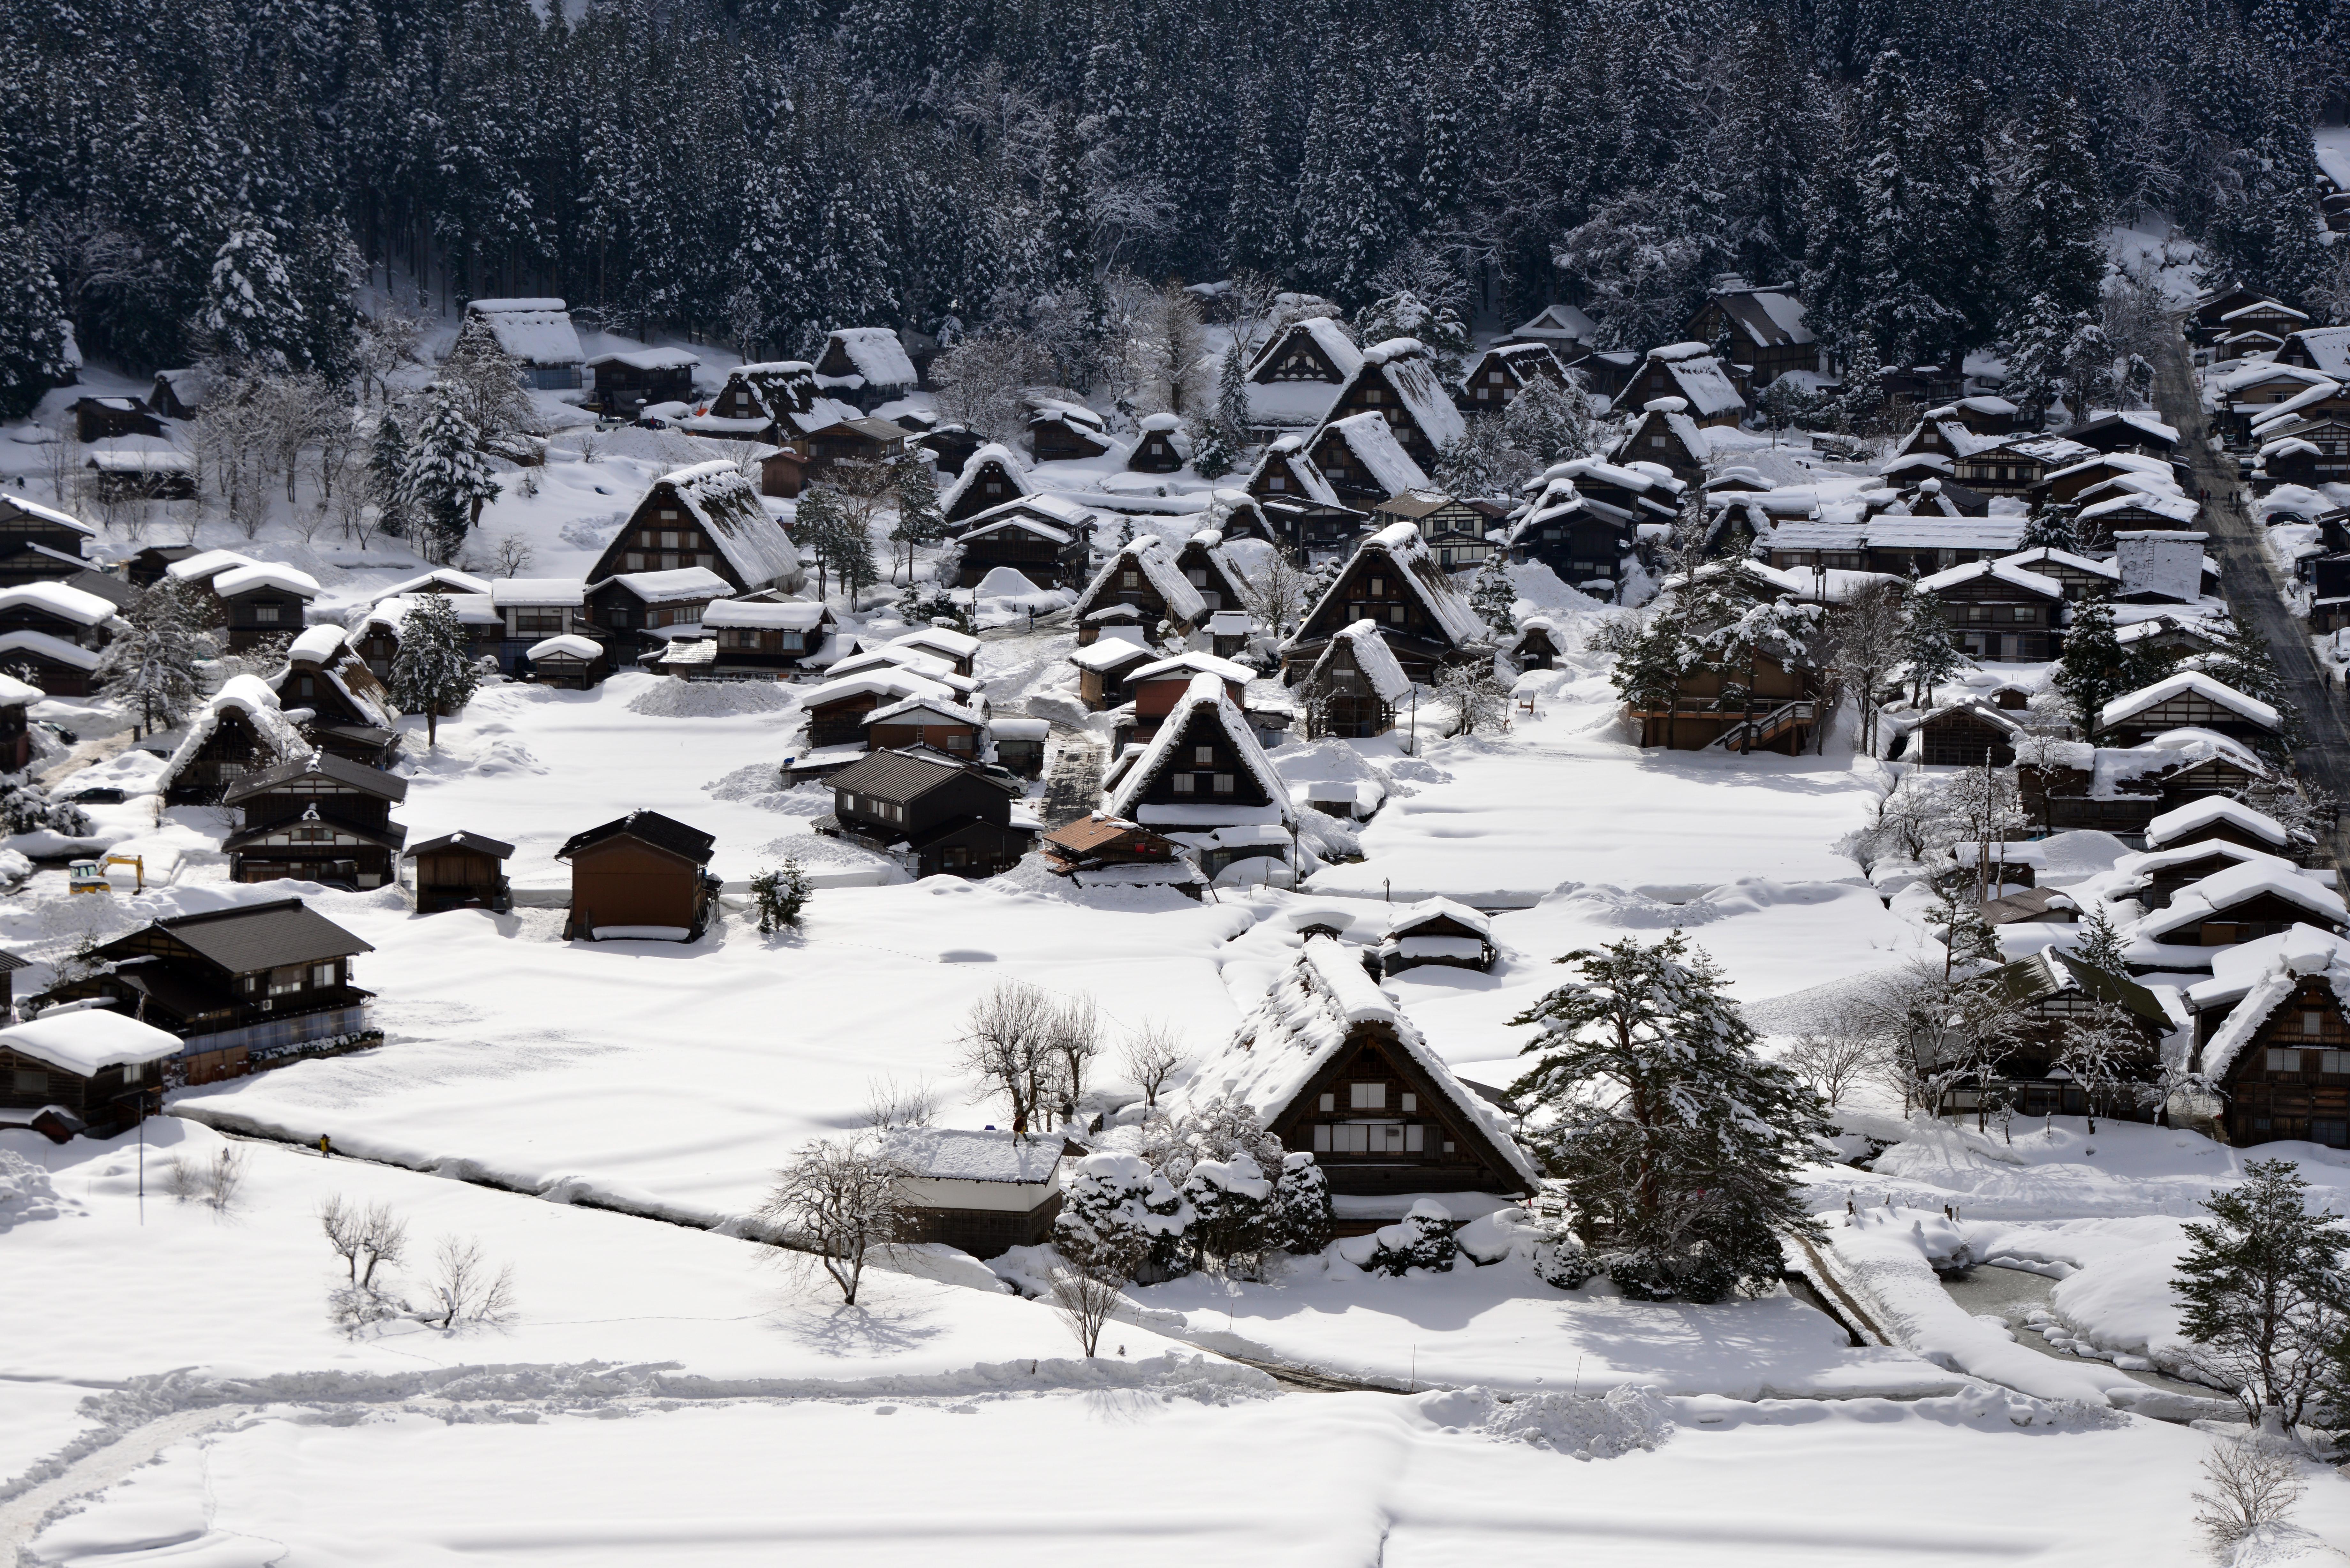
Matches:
[[628, 678, 796, 718], [973, 567, 1045, 598], [0, 1150, 64, 1232], [1420, 1384, 1674, 1459]]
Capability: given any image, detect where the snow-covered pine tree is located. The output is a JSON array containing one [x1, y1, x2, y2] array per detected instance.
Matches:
[[367, 414, 410, 535], [1272, 1151, 1333, 1254], [2201, 611, 2300, 747], [1190, 419, 1236, 479], [1502, 373, 1608, 470], [1054, 1152, 1193, 1280], [95, 582, 208, 733], [400, 390, 499, 561], [1899, 584, 1962, 702], [1180, 1154, 1278, 1278], [1469, 555, 1516, 637], [2052, 596, 2128, 738], [2020, 505, 2075, 552], [388, 595, 481, 749], [1508, 932, 1826, 1301], [2066, 906, 2130, 974], [2176, 1159, 2350, 1431], [795, 485, 849, 601], [885, 451, 947, 583], [0, 189, 73, 419], [198, 216, 307, 371], [1216, 340, 1252, 439], [1366, 1201, 1459, 1275]]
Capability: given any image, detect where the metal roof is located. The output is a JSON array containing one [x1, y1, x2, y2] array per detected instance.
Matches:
[[221, 751, 409, 806], [404, 831, 516, 860], [556, 810, 716, 866], [130, 897, 375, 974]]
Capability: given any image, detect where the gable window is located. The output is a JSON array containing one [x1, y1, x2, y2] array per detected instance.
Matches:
[[1194, 745, 1214, 765], [1172, 773, 1195, 794], [1319, 1093, 1335, 1112], [254, 605, 280, 623], [2268, 1048, 2301, 1071], [1122, 571, 1140, 588], [2307, 1012, 2328, 1036], [1350, 1081, 1385, 1109], [1368, 578, 1385, 596], [1213, 773, 1234, 794]]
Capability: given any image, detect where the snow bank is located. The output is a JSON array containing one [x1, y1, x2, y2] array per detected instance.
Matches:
[[625, 677, 796, 718], [1418, 1383, 1675, 1460]]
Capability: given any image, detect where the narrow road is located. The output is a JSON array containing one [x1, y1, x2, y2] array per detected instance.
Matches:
[[2150, 329, 2350, 872], [1038, 729, 1106, 827]]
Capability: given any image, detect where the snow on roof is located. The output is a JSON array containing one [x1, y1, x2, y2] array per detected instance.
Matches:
[[1, 1009, 183, 1074], [960, 515, 1072, 546], [1246, 442, 1341, 508], [656, 463, 802, 589], [1351, 340, 1468, 452], [2146, 796, 2291, 849], [462, 298, 582, 366], [801, 669, 953, 709], [1655, 354, 1745, 418], [585, 347, 700, 371], [0, 582, 116, 626], [702, 599, 827, 631], [0, 494, 95, 536], [2221, 299, 2309, 323], [1306, 619, 1414, 703], [880, 1127, 1061, 1184], [605, 566, 732, 604], [492, 577, 586, 608], [1998, 547, 2118, 581], [86, 450, 193, 473], [1180, 936, 1537, 1187], [2190, 923, 2350, 1013], [2102, 671, 2279, 732], [212, 563, 320, 599], [2134, 860, 2345, 941], [1913, 558, 2063, 599], [2181, 940, 2350, 1084], [1383, 896, 1493, 939], [820, 327, 917, 388], [2286, 327, 2350, 379], [0, 629, 100, 669], [1073, 535, 1209, 627], [1138, 411, 1183, 433], [891, 625, 980, 661], [1132, 651, 1254, 685], [527, 634, 602, 661], [1298, 524, 1488, 653], [938, 442, 1032, 515], [1106, 673, 1293, 826], [825, 648, 966, 688], [1317, 412, 1430, 498], [167, 549, 259, 583], [2078, 490, 2200, 526], [287, 624, 347, 664], [377, 569, 492, 599], [864, 694, 987, 728], [162, 675, 309, 788], [1250, 316, 1363, 382], [2249, 380, 2346, 431], [0, 672, 39, 705], [2218, 359, 2333, 395], [1513, 303, 1597, 340]]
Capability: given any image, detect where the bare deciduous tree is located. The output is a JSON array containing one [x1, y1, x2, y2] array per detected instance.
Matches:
[[932, 330, 1057, 444], [958, 981, 1065, 1137], [756, 1138, 916, 1306], [423, 1235, 516, 1330], [2193, 1438, 2306, 1557], [1137, 280, 1207, 417], [1049, 992, 1103, 1121], [1049, 1257, 1129, 1358], [489, 534, 534, 577], [1827, 581, 1907, 755], [863, 1074, 941, 1132], [1119, 1021, 1187, 1111], [1780, 1004, 1891, 1110], [1245, 548, 1313, 639], [319, 1195, 409, 1288]]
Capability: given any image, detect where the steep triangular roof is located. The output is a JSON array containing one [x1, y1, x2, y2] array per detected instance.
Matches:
[[1105, 672, 1292, 825], [939, 442, 1033, 519], [1313, 413, 1431, 498], [1288, 522, 1489, 653], [1070, 534, 1209, 627], [1304, 618, 1414, 703]]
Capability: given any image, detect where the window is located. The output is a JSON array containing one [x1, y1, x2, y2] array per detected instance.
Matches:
[[1122, 571, 1139, 588], [1389, 606, 1405, 624], [985, 481, 1003, 495], [11, 1068, 42, 1092], [1172, 773, 1195, 794], [254, 605, 280, 623], [1650, 434, 1666, 448], [1442, 1140, 1455, 1153], [268, 966, 305, 996], [1213, 773, 1234, 794], [1400, 1092, 1417, 1112], [1319, 1093, 1334, 1112], [1350, 1082, 1385, 1109], [2011, 607, 2035, 622], [295, 675, 314, 697], [2326, 1051, 2350, 1075], [1194, 745, 1214, 765], [659, 509, 679, 521], [2269, 1047, 2301, 1071], [2308, 1012, 2328, 1037], [660, 531, 680, 549], [1267, 475, 1287, 491], [122, 1061, 145, 1084], [311, 962, 338, 988], [1368, 578, 1385, 596], [835, 790, 850, 814], [1490, 370, 1506, 385]]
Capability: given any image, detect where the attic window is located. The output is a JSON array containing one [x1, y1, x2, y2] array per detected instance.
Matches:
[[660, 509, 679, 521], [1194, 745, 1214, 766], [1350, 1082, 1385, 1110], [2307, 1012, 2327, 1036], [1368, 578, 1384, 596], [1266, 475, 1286, 491]]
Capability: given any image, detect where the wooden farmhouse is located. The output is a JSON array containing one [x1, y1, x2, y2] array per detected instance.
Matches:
[[1457, 341, 1565, 412], [1281, 522, 1489, 685], [148, 367, 211, 421], [1070, 534, 1209, 645], [585, 565, 732, 667], [2015, 739, 2270, 839], [1298, 620, 1411, 740], [1371, 490, 1501, 571], [0, 1011, 183, 1136], [915, 422, 986, 476], [2276, 326, 2350, 377], [1971, 949, 2174, 1121], [558, 811, 720, 942], [1068, 637, 1159, 711], [350, 592, 503, 680], [821, 749, 1035, 878], [788, 416, 914, 479], [1913, 559, 2064, 662], [123, 544, 203, 587], [799, 668, 966, 750], [1609, 343, 1747, 428], [1173, 529, 1254, 614], [2212, 361, 2337, 444], [2133, 862, 2346, 959], [212, 562, 321, 653], [32, 897, 377, 1085], [1998, 546, 2118, 601], [1894, 698, 2025, 766], [701, 598, 836, 673], [1241, 435, 1368, 550], [938, 442, 1034, 524], [990, 715, 1050, 778], [953, 496, 1096, 589], [812, 327, 918, 412], [1948, 435, 2096, 496], [1305, 411, 1434, 511], [86, 450, 196, 501], [270, 624, 400, 766], [2190, 288, 2283, 342], [1504, 303, 1598, 357], [1683, 285, 1822, 396], [1507, 618, 1564, 671], [2189, 931, 2350, 1146], [1245, 316, 1362, 435], [1040, 813, 1205, 896], [376, 568, 493, 600], [2146, 798, 2298, 858], [864, 694, 988, 758], [2126, 841, 2298, 910], [2209, 299, 2310, 356], [1318, 339, 1467, 476], [2257, 414, 2350, 489], [1610, 400, 1711, 485], [0, 494, 96, 588], [823, 644, 985, 701], [689, 360, 827, 445], [159, 676, 311, 803], [1028, 399, 1115, 461], [1505, 473, 1638, 595], [1102, 672, 1293, 878], [404, 830, 514, 914], [0, 674, 35, 771], [2098, 673, 2282, 747], [584, 348, 699, 418], [586, 463, 805, 599], [163, 547, 264, 599], [881, 1128, 1070, 1257], [70, 395, 165, 442], [1377, 899, 1497, 976], [222, 752, 408, 889], [2057, 411, 2181, 461], [1128, 413, 1189, 473], [1181, 937, 1538, 1213], [1123, 652, 1252, 745], [459, 298, 584, 388], [0, 581, 118, 695], [487, 579, 594, 675], [2034, 453, 2184, 508], [521, 633, 601, 688], [1566, 349, 1641, 399]]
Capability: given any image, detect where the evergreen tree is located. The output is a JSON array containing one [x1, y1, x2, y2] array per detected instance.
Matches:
[[1899, 584, 1963, 702], [400, 390, 499, 560], [1272, 1151, 1333, 1254], [1470, 554, 1517, 637], [885, 451, 947, 583], [1054, 1151, 1192, 1279], [1179, 1154, 1278, 1277], [198, 216, 307, 371], [1190, 420, 1236, 479], [1508, 932, 1827, 1302], [94, 582, 207, 733], [2052, 596, 2128, 737], [2020, 506, 2075, 551], [2202, 611, 2299, 746], [2175, 1158, 2349, 1431], [2066, 907, 2131, 974], [387, 595, 481, 749], [1215, 340, 1251, 439], [750, 859, 812, 932], [368, 413, 410, 536], [0, 192, 72, 420]]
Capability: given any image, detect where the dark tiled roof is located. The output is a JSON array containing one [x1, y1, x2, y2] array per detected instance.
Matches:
[[827, 748, 966, 804], [126, 897, 375, 974], [404, 831, 516, 860], [221, 750, 409, 805], [222, 818, 410, 854], [557, 810, 716, 866]]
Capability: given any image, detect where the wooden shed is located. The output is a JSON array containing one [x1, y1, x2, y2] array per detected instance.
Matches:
[[881, 1128, 1069, 1257], [1377, 899, 1497, 976], [403, 831, 515, 914], [0, 1010, 182, 1136], [526, 634, 607, 689], [558, 811, 720, 942], [821, 749, 1034, 878]]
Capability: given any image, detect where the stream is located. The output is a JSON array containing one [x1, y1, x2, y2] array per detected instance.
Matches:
[[1940, 1264, 2217, 1402]]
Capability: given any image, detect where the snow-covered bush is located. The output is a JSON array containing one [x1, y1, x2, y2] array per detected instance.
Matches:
[[1054, 1152, 1192, 1280], [750, 859, 812, 933], [1532, 1233, 1601, 1290], [1273, 1151, 1333, 1255], [1365, 1199, 1458, 1276], [1181, 1154, 1277, 1278], [0, 776, 93, 837]]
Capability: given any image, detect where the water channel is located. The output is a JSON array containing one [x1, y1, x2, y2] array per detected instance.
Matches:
[[1939, 1263, 2218, 1402]]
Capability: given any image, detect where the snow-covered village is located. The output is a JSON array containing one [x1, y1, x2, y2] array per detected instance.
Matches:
[[9, 4, 2350, 1562]]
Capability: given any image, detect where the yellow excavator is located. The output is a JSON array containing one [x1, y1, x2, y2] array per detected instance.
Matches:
[[66, 854, 144, 894]]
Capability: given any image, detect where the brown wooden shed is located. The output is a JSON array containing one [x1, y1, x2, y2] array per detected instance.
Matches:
[[558, 811, 720, 941]]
